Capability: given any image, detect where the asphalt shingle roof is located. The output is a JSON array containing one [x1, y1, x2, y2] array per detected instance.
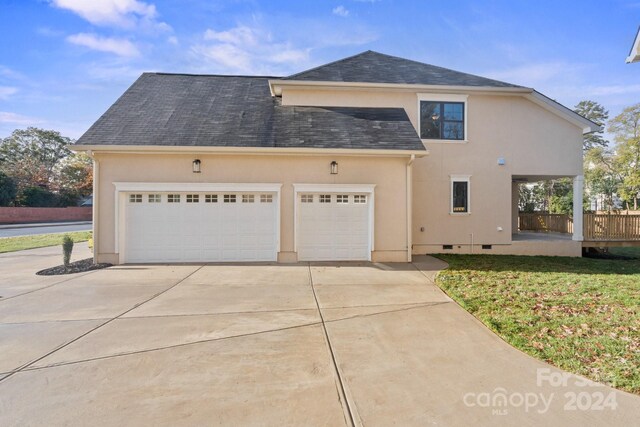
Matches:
[[286, 50, 521, 88], [76, 73, 425, 151]]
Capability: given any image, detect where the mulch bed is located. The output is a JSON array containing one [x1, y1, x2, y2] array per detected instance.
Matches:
[[36, 258, 112, 276]]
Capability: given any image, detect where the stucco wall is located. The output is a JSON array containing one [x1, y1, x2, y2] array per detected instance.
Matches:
[[94, 153, 409, 264], [281, 87, 584, 249]]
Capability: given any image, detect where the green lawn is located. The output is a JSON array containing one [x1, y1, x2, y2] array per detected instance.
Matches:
[[0, 231, 92, 254], [434, 254, 640, 394]]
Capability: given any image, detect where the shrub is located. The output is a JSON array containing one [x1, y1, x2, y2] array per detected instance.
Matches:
[[62, 234, 74, 267], [20, 186, 58, 207], [0, 171, 17, 206]]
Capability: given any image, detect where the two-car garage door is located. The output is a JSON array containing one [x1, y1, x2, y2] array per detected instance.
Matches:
[[124, 191, 278, 263]]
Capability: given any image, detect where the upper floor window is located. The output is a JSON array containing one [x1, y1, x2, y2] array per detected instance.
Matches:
[[420, 101, 465, 140]]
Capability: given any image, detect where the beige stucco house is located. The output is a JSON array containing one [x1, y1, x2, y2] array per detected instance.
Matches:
[[627, 26, 640, 63], [73, 51, 599, 264]]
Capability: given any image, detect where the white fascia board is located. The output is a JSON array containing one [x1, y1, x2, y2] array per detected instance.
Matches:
[[526, 91, 602, 134], [72, 145, 428, 158], [269, 79, 533, 96], [113, 182, 283, 193], [626, 27, 640, 63]]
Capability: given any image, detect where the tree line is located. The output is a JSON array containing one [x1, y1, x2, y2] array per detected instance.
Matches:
[[519, 101, 640, 214], [0, 127, 92, 207]]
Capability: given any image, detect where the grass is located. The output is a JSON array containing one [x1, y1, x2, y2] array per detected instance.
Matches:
[[0, 231, 92, 253], [607, 246, 640, 259], [434, 254, 640, 394]]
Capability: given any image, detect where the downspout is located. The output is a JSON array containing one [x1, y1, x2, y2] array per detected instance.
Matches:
[[91, 153, 99, 264], [406, 154, 415, 262]]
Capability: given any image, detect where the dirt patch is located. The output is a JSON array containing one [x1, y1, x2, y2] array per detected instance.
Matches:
[[36, 258, 112, 276]]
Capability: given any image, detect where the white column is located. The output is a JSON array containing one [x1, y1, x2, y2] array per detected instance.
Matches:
[[573, 175, 584, 241]]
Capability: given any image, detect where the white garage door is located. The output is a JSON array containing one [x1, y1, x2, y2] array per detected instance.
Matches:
[[297, 192, 371, 261], [124, 192, 277, 263]]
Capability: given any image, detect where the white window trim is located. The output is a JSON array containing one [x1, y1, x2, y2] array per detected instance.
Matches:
[[113, 182, 282, 263], [417, 93, 469, 144], [292, 183, 376, 260], [450, 175, 471, 215]]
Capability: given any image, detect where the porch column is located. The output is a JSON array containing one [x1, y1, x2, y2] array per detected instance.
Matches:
[[573, 175, 584, 241]]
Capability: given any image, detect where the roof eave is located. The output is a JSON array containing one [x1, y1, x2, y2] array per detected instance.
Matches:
[[269, 79, 533, 96], [626, 26, 640, 63], [72, 144, 428, 158]]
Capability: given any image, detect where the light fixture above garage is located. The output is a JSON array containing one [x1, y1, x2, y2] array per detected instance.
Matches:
[[330, 161, 338, 175], [192, 159, 201, 173]]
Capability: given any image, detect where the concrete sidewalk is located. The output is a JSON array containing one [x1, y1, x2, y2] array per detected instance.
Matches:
[[0, 221, 92, 230]]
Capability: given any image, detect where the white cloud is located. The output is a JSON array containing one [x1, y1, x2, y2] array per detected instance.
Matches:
[[0, 86, 18, 100], [167, 35, 179, 45], [586, 84, 640, 96], [50, 0, 169, 30], [67, 33, 140, 57], [332, 5, 350, 17], [192, 24, 311, 74], [0, 111, 40, 125]]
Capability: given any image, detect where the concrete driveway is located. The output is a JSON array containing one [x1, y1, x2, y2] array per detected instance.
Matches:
[[0, 247, 638, 426]]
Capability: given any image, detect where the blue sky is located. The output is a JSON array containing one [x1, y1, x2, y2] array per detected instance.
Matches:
[[1, 0, 638, 139]]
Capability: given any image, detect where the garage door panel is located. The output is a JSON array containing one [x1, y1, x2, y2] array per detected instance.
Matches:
[[297, 191, 371, 261], [124, 191, 277, 263]]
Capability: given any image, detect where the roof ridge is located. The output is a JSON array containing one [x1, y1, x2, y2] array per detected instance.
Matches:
[[284, 50, 375, 80], [149, 72, 282, 78]]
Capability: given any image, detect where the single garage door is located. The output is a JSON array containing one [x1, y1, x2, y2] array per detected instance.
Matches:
[[124, 192, 278, 263], [297, 192, 371, 261]]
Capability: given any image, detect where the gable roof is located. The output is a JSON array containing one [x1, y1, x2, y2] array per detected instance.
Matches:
[[285, 50, 521, 88], [75, 73, 425, 152]]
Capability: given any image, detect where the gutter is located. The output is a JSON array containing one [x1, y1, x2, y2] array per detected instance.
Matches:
[[72, 144, 429, 158]]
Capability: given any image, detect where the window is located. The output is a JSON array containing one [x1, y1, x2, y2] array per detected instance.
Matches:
[[336, 195, 349, 204], [420, 101, 464, 140], [186, 194, 199, 203], [205, 194, 218, 203], [301, 194, 314, 203], [353, 195, 367, 204], [242, 194, 255, 203], [319, 194, 331, 203], [129, 194, 142, 203], [148, 194, 161, 203], [168, 194, 180, 203], [260, 194, 273, 203], [224, 194, 236, 203], [450, 176, 470, 214]]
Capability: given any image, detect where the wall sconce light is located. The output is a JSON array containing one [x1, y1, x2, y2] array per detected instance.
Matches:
[[330, 161, 338, 175], [192, 159, 201, 173]]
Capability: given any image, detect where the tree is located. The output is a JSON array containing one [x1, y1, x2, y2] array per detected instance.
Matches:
[[0, 171, 17, 206], [608, 103, 640, 210], [0, 127, 72, 191], [584, 147, 623, 211], [574, 100, 609, 151], [54, 153, 93, 198]]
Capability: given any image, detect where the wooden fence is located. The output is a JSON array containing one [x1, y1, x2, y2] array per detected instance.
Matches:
[[519, 212, 640, 241], [518, 213, 573, 234], [583, 213, 640, 241]]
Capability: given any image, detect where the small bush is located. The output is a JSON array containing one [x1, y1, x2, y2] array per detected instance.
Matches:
[[20, 186, 58, 207], [62, 234, 74, 267]]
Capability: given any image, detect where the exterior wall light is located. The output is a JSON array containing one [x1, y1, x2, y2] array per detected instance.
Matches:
[[192, 159, 201, 173], [330, 161, 338, 175]]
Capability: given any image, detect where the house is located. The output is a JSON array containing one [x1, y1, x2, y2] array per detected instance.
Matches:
[[73, 51, 599, 264], [627, 26, 640, 63]]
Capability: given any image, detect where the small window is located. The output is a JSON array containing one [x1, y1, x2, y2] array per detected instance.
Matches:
[[260, 194, 273, 203], [482, 245, 492, 250], [420, 101, 464, 140], [242, 194, 255, 203], [129, 194, 142, 203], [353, 195, 367, 204], [168, 194, 180, 203], [319, 194, 331, 203], [205, 194, 218, 203], [224, 194, 236, 203], [451, 178, 470, 214], [186, 194, 199, 203], [301, 194, 314, 203], [148, 194, 161, 203], [443, 245, 453, 250], [336, 195, 349, 204]]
